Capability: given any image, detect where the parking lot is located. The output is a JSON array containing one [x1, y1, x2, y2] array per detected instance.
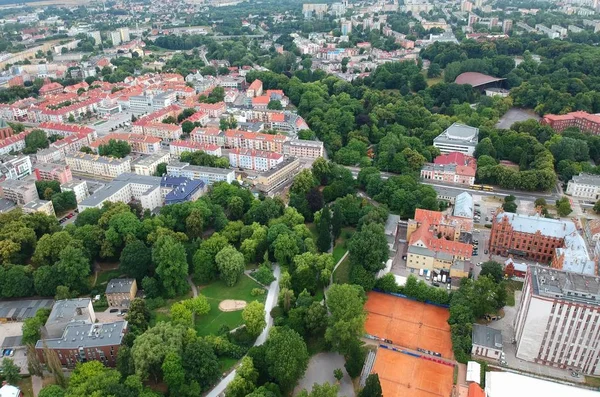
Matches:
[[0, 322, 27, 374]]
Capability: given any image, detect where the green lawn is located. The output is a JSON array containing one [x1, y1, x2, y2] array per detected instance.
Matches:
[[505, 279, 523, 307], [94, 120, 107, 126], [17, 377, 33, 397], [332, 227, 354, 264], [332, 256, 351, 284], [219, 357, 239, 374], [307, 222, 318, 241], [94, 269, 124, 287], [585, 375, 600, 388], [195, 276, 266, 336]]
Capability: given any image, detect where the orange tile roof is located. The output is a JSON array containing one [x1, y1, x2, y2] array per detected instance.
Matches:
[[467, 383, 485, 397], [271, 113, 285, 122], [252, 96, 270, 105], [414, 209, 443, 225], [248, 79, 262, 91]]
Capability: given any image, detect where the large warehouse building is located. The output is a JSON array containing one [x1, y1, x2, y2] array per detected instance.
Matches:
[[485, 372, 597, 396], [514, 265, 600, 375]]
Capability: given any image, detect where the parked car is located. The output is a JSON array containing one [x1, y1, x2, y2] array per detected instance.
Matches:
[[484, 249, 488, 254], [109, 308, 119, 313], [476, 262, 483, 267]]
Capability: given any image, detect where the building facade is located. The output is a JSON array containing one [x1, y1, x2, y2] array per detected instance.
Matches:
[[105, 278, 137, 307], [542, 111, 600, 134], [169, 140, 222, 158], [566, 173, 600, 201], [61, 180, 88, 203], [472, 324, 504, 360], [514, 265, 600, 375], [282, 139, 324, 158], [433, 123, 479, 156], [166, 162, 235, 185], [34, 164, 73, 185], [133, 152, 170, 176], [228, 148, 283, 171], [0, 179, 38, 205], [254, 157, 301, 194], [65, 153, 131, 178]]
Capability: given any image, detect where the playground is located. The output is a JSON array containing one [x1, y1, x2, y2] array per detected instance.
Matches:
[[364, 291, 454, 358], [371, 348, 454, 397]]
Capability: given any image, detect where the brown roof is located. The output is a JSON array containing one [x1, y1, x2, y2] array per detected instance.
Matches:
[[454, 72, 505, 87]]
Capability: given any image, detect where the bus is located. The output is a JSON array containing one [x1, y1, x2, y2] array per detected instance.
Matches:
[[470, 185, 494, 192]]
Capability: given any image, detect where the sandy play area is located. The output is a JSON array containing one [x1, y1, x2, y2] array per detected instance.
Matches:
[[219, 299, 247, 312]]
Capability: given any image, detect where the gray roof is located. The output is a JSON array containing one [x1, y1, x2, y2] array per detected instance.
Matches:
[[384, 214, 401, 236], [167, 162, 235, 176], [79, 173, 161, 208], [0, 198, 16, 213], [453, 192, 473, 218], [495, 212, 576, 238], [133, 152, 169, 167], [258, 156, 298, 178], [106, 278, 135, 294], [65, 153, 131, 165], [570, 173, 600, 187], [434, 123, 479, 146], [285, 139, 324, 148], [531, 265, 600, 305], [36, 320, 127, 349], [46, 298, 93, 326], [472, 324, 503, 349], [408, 245, 453, 261], [0, 299, 54, 321], [23, 199, 52, 211]]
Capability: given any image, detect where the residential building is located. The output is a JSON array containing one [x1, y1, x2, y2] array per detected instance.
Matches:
[[489, 212, 595, 274], [65, 153, 132, 178], [247, 79, 263, 97], [133, 152, 170, 176], [23, 199, 55, 217], [166, 162, 235, 185], [35, 147, 64, 163], [485, 371, 597, 397], [503, 19, 513, 33], [77, 173, 163, 212], [566, 173, 600, 201], [89, 133, 161, 154], [50, 133, 91, 156], [39, 82, 63, 96], [190, 127, 226, 146], [34, 163, 72, 184], [0, 155, 32, 180], [433, 123, 479, 156], [162, 176, 207, 205], [283, 139, 324, 158], [253, 157, 301, 194], [224, 129, 288, 152], [39, 122, 97, 142], [0, 132, 29, 155], [542, 111, 600, 134], [513, 265, 600, 375], [169, 140, 222, 158], [61, 180, 88, 203], [36, 320, 127, 367], [110, 30, 122, 46], [198, 102, 226, 118], [0, 119, 13, 139], [0, 179, 38, 205], [536, 24, 560, 39], [407, 208, 473, 242], [228, 149, 283, 171], [119, 27, 130, 42], [105, 278, 137, 307], [471, 324, 503, 360], [420, 152, 477, 186], [129, 92, 175, 114], [44, 298, 96, 339]]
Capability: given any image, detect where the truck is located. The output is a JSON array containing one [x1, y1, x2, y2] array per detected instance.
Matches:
[[419, 268, 424, 277]]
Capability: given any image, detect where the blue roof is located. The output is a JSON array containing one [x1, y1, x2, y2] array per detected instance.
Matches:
[[165, 178, 205, 204], [160, 175, 189, 188]]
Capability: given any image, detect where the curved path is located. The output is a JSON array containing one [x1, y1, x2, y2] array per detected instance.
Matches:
[[206, 265, 281, 397]]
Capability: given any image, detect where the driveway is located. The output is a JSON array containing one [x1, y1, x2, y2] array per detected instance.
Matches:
[[206, 265, 281, 397], [294, 352, 355, 397]]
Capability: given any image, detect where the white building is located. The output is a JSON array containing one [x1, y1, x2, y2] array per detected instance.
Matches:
[[514, 265, 600, 375], [23, 198, 55, 217], [110, 31, 122, 46], [566, 173, 600, 201], [61, 180, 88, 203], [166, 162, 235, 185], [471, 324, 503, 360], [65, 153, 131, 178], [228, 149, 283, 171], [77, 173, 163, 212], [433, 123, 479, 156], [0, 154, 32, 180], [133, 152, 170, 176], [485, 371, 597, 397], [283, 139, 324, 158]]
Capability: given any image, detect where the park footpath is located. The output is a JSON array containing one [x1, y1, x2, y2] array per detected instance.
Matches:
[[206, 265, 281, 397]]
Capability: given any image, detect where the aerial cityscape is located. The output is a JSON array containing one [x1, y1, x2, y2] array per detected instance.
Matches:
[[1, 0, 600, 396]]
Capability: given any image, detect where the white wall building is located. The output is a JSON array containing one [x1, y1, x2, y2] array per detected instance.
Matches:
[[166, 162, 235, 185], [471, 324, 503, 360], [133, 152, 170, 176], [65, 153, 131, 178], [566, 173, 600, 201], [514, 265, 600, 375], [61, 180, 88, 203], [433, 123, 479, 156], [228, 149, 283, 171]]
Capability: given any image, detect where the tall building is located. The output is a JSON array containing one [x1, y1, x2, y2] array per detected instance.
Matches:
[[119, 27, 130, 42], [503, 19, 513, 33], [110, 31, 121, 46], [514, 265, 600, 375], [0, 179, 38, 205], [433, 123, 479, 156]]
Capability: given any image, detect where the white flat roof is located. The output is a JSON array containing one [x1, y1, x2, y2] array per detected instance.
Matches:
[[485, 372, 597, 397]]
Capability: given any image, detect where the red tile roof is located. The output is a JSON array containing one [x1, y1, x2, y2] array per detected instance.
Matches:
[[39, 122, 95, 135], [248, 79, 263, 91], [467, 383, 485, 397], [89, 133, 161, 148], [0, 130, 30, 149], [171, 140, 220, 152], [229, 148, 283, 160]]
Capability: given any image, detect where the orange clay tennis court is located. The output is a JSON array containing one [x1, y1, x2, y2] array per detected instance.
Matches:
[[364, 291, 454, 358], [372, 348, 454, 397]]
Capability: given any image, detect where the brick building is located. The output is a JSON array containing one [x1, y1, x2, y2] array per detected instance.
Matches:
[[420, 152, 477, 186], [541, 111, 600, 134], [34, 163, 73, 185], [0, 119, 13, 139]]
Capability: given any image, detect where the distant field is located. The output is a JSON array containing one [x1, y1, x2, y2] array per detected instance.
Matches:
[[0, 0, 90, 6]]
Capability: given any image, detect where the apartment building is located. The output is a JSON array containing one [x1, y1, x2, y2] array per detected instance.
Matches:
[[246, 79, 263, 97], [169, 140, 222, 158], [0, 131, 29, 155], [542, 111, 600, 134], [36, 320, 127, 367], [129, 92, 174, 114], [51, 133, 90, 156], [39, 122, 97, 142], [35, 147, 64, 163], [489, 212, 595, 275], [166, 162, 235, 185], [133, 152, 170, 176], [224, 129, 288, 153], [61, 180, 88, 203], [0, 154, 32, 180], [89, 133, 161, 154], [190, 127, 226, 146], [0, 179, 38, 205], [105, 278, 137, 307], [34, 163, 72, 184], [65, 153, 131, 178], [77, 173, 164, 212], [514, 265, 600, 375], [197, 102, 226, 118], [566, 173, 600, 201], [420, 152, 477, 186], [283, 139, 324, 158], [228, 148, 283, 171], [433, 123, 479, 156], [162, 176, 207, 205], [23, 198, 55, 217], [132, 105, 181, 132], [254, 156, 301, 194]]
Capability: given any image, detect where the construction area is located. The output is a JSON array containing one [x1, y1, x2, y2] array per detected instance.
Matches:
[[363, 292, 455, 397], [364, 291, 454, 358]]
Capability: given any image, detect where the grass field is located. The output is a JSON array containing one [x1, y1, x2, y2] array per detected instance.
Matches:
[[585, 375, 600, 388], [332, 256, 351, 284], [195, 276, 266, 336], [17, 377, 33, 397], [505, 279, 523, 306], [95, 269, 123, 286]]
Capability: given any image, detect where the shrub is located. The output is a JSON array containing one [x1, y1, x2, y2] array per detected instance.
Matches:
[[253, 264, 275, 285], [251, 288, 266, 296]]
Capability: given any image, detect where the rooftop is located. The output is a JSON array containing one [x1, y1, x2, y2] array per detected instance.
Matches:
[[530, 265, 600, 305], [436, 123, 479, 142], [257, 156, 299, 178], [23, 199, 52, 211], [134, 152, 169, 167], [79, 173, 161, 207], [106, 278, 136, 294], [165, 178, 205, 202], [453, 192, 474, 218], [46, 298, 93, 326], [570, 173, 600, 187], [0, 299, 53, 320], [36, 320, 127, 350], [472, 324, 503, 349], [167, 162, 235, 176], [285, 139, 324, 148], [485, 371, 597, 397], [454, 72, 506, 87], [494, 212, 577, 238], [66, 152, 131, 165]]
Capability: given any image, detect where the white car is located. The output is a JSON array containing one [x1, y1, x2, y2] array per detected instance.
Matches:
[[477, 262, 483, 267]]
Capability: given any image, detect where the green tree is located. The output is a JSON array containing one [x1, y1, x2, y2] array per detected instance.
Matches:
[[242, 301, 266, 337], [23, 129, 49, 154], [154, 162, 168, 176], [480, 261, 504, 283], [226, 357, 258, 397], [359, 374, 383, 397], [125, 298, 151, 336], [297, 383, 339, 397], [98, 139, 132, 158], [162, 352, 186, 393], [594, 200, 600, 214], [131, 322, 186, 382], [326, 284, 366, 354], [55, 245, 90, 292], [267, 100, 283, 110], [153, 235, 189, 298], [502, 195, 517, 213], [182, 338, 221, 390], [265, 327, 309, 391], [333, 368, 343, 382], [316, 206, 332, 253], [215, 245, 246, 287], [66, 361, 121, 396], [120, 240, 152, 282], [1, 357, 21, 384], [556, 197, 573, 217], [38, 385, 65, 397]]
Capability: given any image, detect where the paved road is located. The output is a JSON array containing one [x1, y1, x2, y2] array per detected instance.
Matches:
[[206, 265, 281, 397], [294, 352, 355, 396]]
